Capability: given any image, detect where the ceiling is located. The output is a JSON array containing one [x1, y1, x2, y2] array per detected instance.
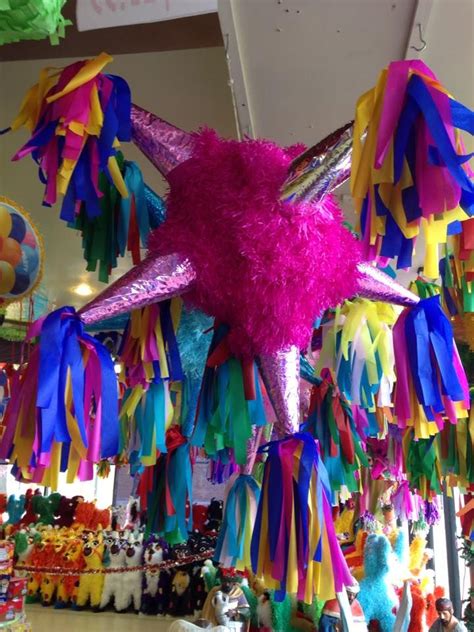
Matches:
[[0, 0, 472, 315]]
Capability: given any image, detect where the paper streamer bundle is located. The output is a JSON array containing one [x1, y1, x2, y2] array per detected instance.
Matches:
[[317, 299, 397, 436], [251, 433, 352, 604], [11, 53, 131, 222], [139, 426, 192, 544], [73, 156, 151, 282], [303, 370, 369, 495], [118, 300, 183, 467], [214, 473, 260, 570], [351, 59, 474, 276], [0, 307, 119, 489], [193, 324, 267, 466], [393, 295, 469, 437], [0, 0, 70, 45]]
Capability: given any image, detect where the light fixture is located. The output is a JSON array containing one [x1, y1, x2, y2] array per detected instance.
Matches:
[[73, 282, 94, 297]]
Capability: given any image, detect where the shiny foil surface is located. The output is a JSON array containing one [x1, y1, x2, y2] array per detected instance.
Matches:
[[356, 263, 420, 307], [79, 253, 196, 324], [281, 122, 354, 203], [131, 104, 195, 178], [257, 346, 301, 437]]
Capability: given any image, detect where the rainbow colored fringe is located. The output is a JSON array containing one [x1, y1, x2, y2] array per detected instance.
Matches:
[[251, 433, 352, 604], [316, 299, 397, 436], [393, 296, 469, 436], [214, 473, 260, 570], [0, 307, 119, 489], [11, 53, 131, 220], [193, 324, 267, 466], [118, 301, 183, 467], [351, 59, 474, 276], [303, 370, 368, 496], [73, 155, 151, 282]]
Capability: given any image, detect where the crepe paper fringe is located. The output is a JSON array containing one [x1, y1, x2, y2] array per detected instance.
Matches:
[[192, 324, 267, 466], [214, 473, 260, 570], [251, 432, 352, 604], [0, 307, 119, 489], [351, 59, 474, 277], [303, 370, 369, 496], [139, 427, 192, 545], [393, 296, 469, 437], [72, 156, 151, 283], [0, 0, 70, 45], [11, 54, 131, 222]]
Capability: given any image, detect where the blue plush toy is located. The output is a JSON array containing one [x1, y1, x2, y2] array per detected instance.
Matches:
[[6, 495, 25, 525], [359, 534, 398, 632]]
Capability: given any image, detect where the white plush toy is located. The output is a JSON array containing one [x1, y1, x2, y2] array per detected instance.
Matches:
[[100, 538, 126, 610], [115, 532, 143, 612], [167, 623, 229, 632], [143, 540, 164, 601]]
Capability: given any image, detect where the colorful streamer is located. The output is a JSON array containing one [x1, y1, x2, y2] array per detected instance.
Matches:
[[351, 59, 474, 276], [11, 53, 131, 221], [251, 433, 352, 604], [0, 307, 119, 489]]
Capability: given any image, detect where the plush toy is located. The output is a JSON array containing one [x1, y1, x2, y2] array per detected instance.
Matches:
[[141, 537, 166, 615], [40, 536, 65, 606], [74, 501, 111, 531], [204, 499, 223, 534], [19, 490, 40, 527], [100, 537, 126, 610], [156, 568, 172, 616], [359, 534, 397, 632], [13, 530, 37, 577], [124, 497, 141, 530], [55, 537, 85, 609], [32, 493, 62, 526], [169, 568, 193, 617], [115, 533, 143, 612], [6, 495, 25, 526], [76, 534, 105, 609], [189, 563, 207, 616], [192, 504, 208, 533], [0, 493, 7, 524], [55, 496, 81, 528]]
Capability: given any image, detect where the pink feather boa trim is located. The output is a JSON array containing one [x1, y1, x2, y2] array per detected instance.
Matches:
[[149, 129, 361, 357]]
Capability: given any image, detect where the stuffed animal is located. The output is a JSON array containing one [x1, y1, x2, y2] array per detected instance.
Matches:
[[0, 493, 7, 524], [32, 493, 62, 526], [125, 497, 141, 530], [55, 496, 81, 528], [19, 490, 40, 527], [40, 533, 67, 606], [169, 568, 193, 617], [141, 537, 166, 615], [55, 537, 85, 608], [157, 568, 172, 616], [204, 499, 223, 534], [189, 563, 207, 616], [359, 534, 397, 632], [115, 533, 143, 612], [100, 537, 126, 610], [6, 495, 25, 526], [167, 623, 228, 632], [76, 534, 105, 609]]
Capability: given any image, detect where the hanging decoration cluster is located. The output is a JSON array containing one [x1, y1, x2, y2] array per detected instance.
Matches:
[[0, 0, 70, 46], [352, 59, 474, 277]]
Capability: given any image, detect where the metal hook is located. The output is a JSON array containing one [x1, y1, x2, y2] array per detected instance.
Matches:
[[410, 22, 427, 52]]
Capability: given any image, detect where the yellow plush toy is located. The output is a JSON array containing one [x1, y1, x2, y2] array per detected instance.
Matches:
[[76, 533, 105, 609]]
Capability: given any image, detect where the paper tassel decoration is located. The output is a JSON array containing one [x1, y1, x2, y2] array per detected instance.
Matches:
[[139, 426, 192, 544], [11, 53, 131, 221], [214, 473, 260, 570], [118, 300, 183, 467], [393, 295, 469, 437], [73, 156, 151, 282], [251, 433, 353, 604], [351, 59, 474, 276], [316, 298, 398, 436], [0, 307, 119, 489], [303, 370, 369, 496], [0, 0, 70, 45], [193, 324, 267, 465]]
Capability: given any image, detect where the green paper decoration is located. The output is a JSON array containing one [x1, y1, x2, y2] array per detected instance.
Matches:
[[0, 0, 71, 46]]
